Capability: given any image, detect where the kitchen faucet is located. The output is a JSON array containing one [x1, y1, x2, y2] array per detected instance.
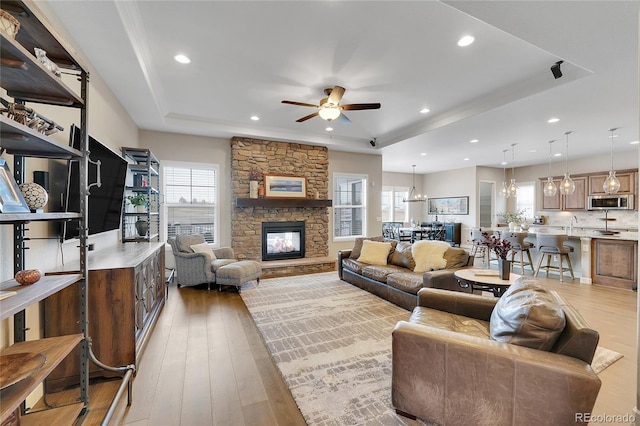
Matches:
[[569, 215, 578, 233]]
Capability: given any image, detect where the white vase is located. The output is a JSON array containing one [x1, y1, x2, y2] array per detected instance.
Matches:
[[250, 180, 259, 199]]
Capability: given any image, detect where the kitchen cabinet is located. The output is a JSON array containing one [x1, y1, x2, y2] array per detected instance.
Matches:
[[562, 176, 587, 210], [592, 239, 637, 289], [539, 179, 562, 210], [0, 0, 89, 422], [588, 171, 636, 196]]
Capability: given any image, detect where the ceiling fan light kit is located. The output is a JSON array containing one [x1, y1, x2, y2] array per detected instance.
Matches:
[[282, 85, 380, 123]]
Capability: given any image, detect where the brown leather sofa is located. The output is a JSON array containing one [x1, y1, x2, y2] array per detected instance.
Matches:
[[338, 239, 474, 310], [392, 286, 601, 426]]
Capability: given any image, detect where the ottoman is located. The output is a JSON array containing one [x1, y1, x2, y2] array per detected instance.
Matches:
[[216, 260, 262, 292]]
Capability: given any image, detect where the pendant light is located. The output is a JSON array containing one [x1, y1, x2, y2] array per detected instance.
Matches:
[[603, 127, 620, 194], [499, 149, 509, 198], [403, 164, 426, 202], [543, 140, 558, 196], [507, 143, 518, 198], [559, 131, 575, 195]]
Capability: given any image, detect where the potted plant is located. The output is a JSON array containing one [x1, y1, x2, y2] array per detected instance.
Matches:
[[482, 232, 512, 280], [127, 194, 148, 213], [499, 209, 527, 231]]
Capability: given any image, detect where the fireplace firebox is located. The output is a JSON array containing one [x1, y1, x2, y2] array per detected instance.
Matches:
[[262, 221, 305, 261]]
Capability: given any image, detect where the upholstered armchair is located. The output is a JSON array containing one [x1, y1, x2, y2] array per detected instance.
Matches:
[[167, 234, 237, 288], [392, 285, 601, 426]]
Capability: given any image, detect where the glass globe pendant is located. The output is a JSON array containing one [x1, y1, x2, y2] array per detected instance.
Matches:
[[543, 140, 557, 197], [506, 143, 518, 198], [559, 131, 575, 195], [499, 149, 509, 198], [603, 128, 620, 194]]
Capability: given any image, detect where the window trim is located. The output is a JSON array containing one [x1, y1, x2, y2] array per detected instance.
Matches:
[[332, 172, 367, 242], [381, 185, 409, 223], [163, 160, 220, 247]]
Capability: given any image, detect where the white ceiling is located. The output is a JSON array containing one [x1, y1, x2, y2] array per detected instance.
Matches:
[[42, 0, 639, 174]]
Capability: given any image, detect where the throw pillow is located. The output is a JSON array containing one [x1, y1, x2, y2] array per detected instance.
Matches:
[[490, 278, 566, 351], [412, 240, 450, 272], [350, 236, 385, 260], [389, 242, 416, 270], [357, 240, 392, 265], [190, 243, 217, 260], [443, 247, 469, 269]]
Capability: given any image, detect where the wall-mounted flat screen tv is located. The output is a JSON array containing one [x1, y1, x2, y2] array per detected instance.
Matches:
[[63, 124, 127, 239]]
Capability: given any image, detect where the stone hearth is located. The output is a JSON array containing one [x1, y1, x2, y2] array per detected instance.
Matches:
[[230, 137, 334, 277]]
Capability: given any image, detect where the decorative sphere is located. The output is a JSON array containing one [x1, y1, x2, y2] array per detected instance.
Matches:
[[15, 269, 43, 285], [18, 182, 48, 210]]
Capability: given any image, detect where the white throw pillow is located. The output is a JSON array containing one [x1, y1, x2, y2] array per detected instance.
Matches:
[[357, 240, 392, 265], [190, 243, 217, 260], [412, 240, 450, 272]]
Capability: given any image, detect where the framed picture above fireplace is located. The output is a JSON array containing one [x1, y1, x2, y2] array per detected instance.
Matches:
[[264, 175, 307, 198]]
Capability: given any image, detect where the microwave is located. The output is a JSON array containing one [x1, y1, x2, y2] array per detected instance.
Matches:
[[587, 194, 634, 210]]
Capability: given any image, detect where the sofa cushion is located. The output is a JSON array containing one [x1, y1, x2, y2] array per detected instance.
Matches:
[[387, 272, 423, 294], [410, 306, 490, 339], [342, 258, 366, 275], [211, 258, 237, 272], [362, 264, 406, 283], [444, 247, 469, 269], [357, 240, 393, 265], [350, 236, 385, 260], [176, 234, 205, 253], [490, 278, 566, 351], [389, 242, 416, 270], [190, 242, 217, 260], [412, 240, 450, 272]]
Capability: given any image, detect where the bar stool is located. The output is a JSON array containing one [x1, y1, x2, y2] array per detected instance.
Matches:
[[535, 234, 574, 282], [470, 229, 492, 266], [502, 231, 534, 274]]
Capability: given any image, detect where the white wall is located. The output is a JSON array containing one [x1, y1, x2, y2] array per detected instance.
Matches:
[[328, 151, 383, 257]]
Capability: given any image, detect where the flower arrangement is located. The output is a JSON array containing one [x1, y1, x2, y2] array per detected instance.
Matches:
[[499, 209, 527, 224], [482, 232, 511, 260], [249, 167, 263, 181]]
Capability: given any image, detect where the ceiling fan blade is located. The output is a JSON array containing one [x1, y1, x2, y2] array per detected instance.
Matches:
[[296, 111, 319, 122], [337, 113, 351, 124], [341, 103, 381, 111], [327, 85, 346, 105], [282, 100, 319, 108]]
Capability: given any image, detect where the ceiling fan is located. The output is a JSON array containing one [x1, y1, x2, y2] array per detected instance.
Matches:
[[282, 85, 381, 123]]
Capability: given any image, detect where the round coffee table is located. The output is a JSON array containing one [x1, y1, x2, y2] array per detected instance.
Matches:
[[454, 268, 521, 297]]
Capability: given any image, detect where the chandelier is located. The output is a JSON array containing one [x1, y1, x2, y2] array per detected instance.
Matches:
[[559, 131, 575, 195], [603, 127, 620, 194], [543, 140, 558, 197], [403, 165, 426, 202]]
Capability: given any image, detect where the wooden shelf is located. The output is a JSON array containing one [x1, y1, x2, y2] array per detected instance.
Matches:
[[0, 116, 83, 159], [22, 402, 84, 426], [0, 33, 83, 107], [0, 274, 83, 321], [0, 334, 83, 424], [236, 198, 332, 208], [0, 211, 81, 224]]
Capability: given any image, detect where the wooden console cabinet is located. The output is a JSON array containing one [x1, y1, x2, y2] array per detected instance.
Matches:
[[45, 242, 165, 391]]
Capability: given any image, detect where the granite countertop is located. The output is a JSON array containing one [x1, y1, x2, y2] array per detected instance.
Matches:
[[497, 226, 638, 242]]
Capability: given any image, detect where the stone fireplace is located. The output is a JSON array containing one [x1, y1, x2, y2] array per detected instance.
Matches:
[[230, 137, 334, 276]]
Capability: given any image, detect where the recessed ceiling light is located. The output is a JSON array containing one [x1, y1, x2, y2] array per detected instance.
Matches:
[[554, 153, 562, 157], [326, 127, 333, 132], [611, 134, 619, 138], [463, 157, 470, 161], [470, 139, 479, 143], [457, 35, 474, 47], [250, 115, 260, 121], [419, 108, 431, 114], [630, 140, 639, 145], [529, 149, 537, 153], [174, 54, 191, 64], [501, 161, 508, 165], [547, 117, 560, 123], [420, 152, 427, 156]]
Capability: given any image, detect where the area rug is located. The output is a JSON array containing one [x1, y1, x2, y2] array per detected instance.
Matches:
[[592, 346, 623, 374], [241, 272, 622, 425]]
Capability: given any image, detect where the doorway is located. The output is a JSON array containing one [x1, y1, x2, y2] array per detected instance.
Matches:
[[479, 181, 494, 228]]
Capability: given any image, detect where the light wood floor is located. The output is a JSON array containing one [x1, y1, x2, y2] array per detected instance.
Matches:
[[40, 272, 637, 425]]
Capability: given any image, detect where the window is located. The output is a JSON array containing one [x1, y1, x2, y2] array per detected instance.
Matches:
[[164, 163, 219, 244], [333, 173, 367, 239], [516, 181, 535, 219], [381, 186, 409, 222]]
